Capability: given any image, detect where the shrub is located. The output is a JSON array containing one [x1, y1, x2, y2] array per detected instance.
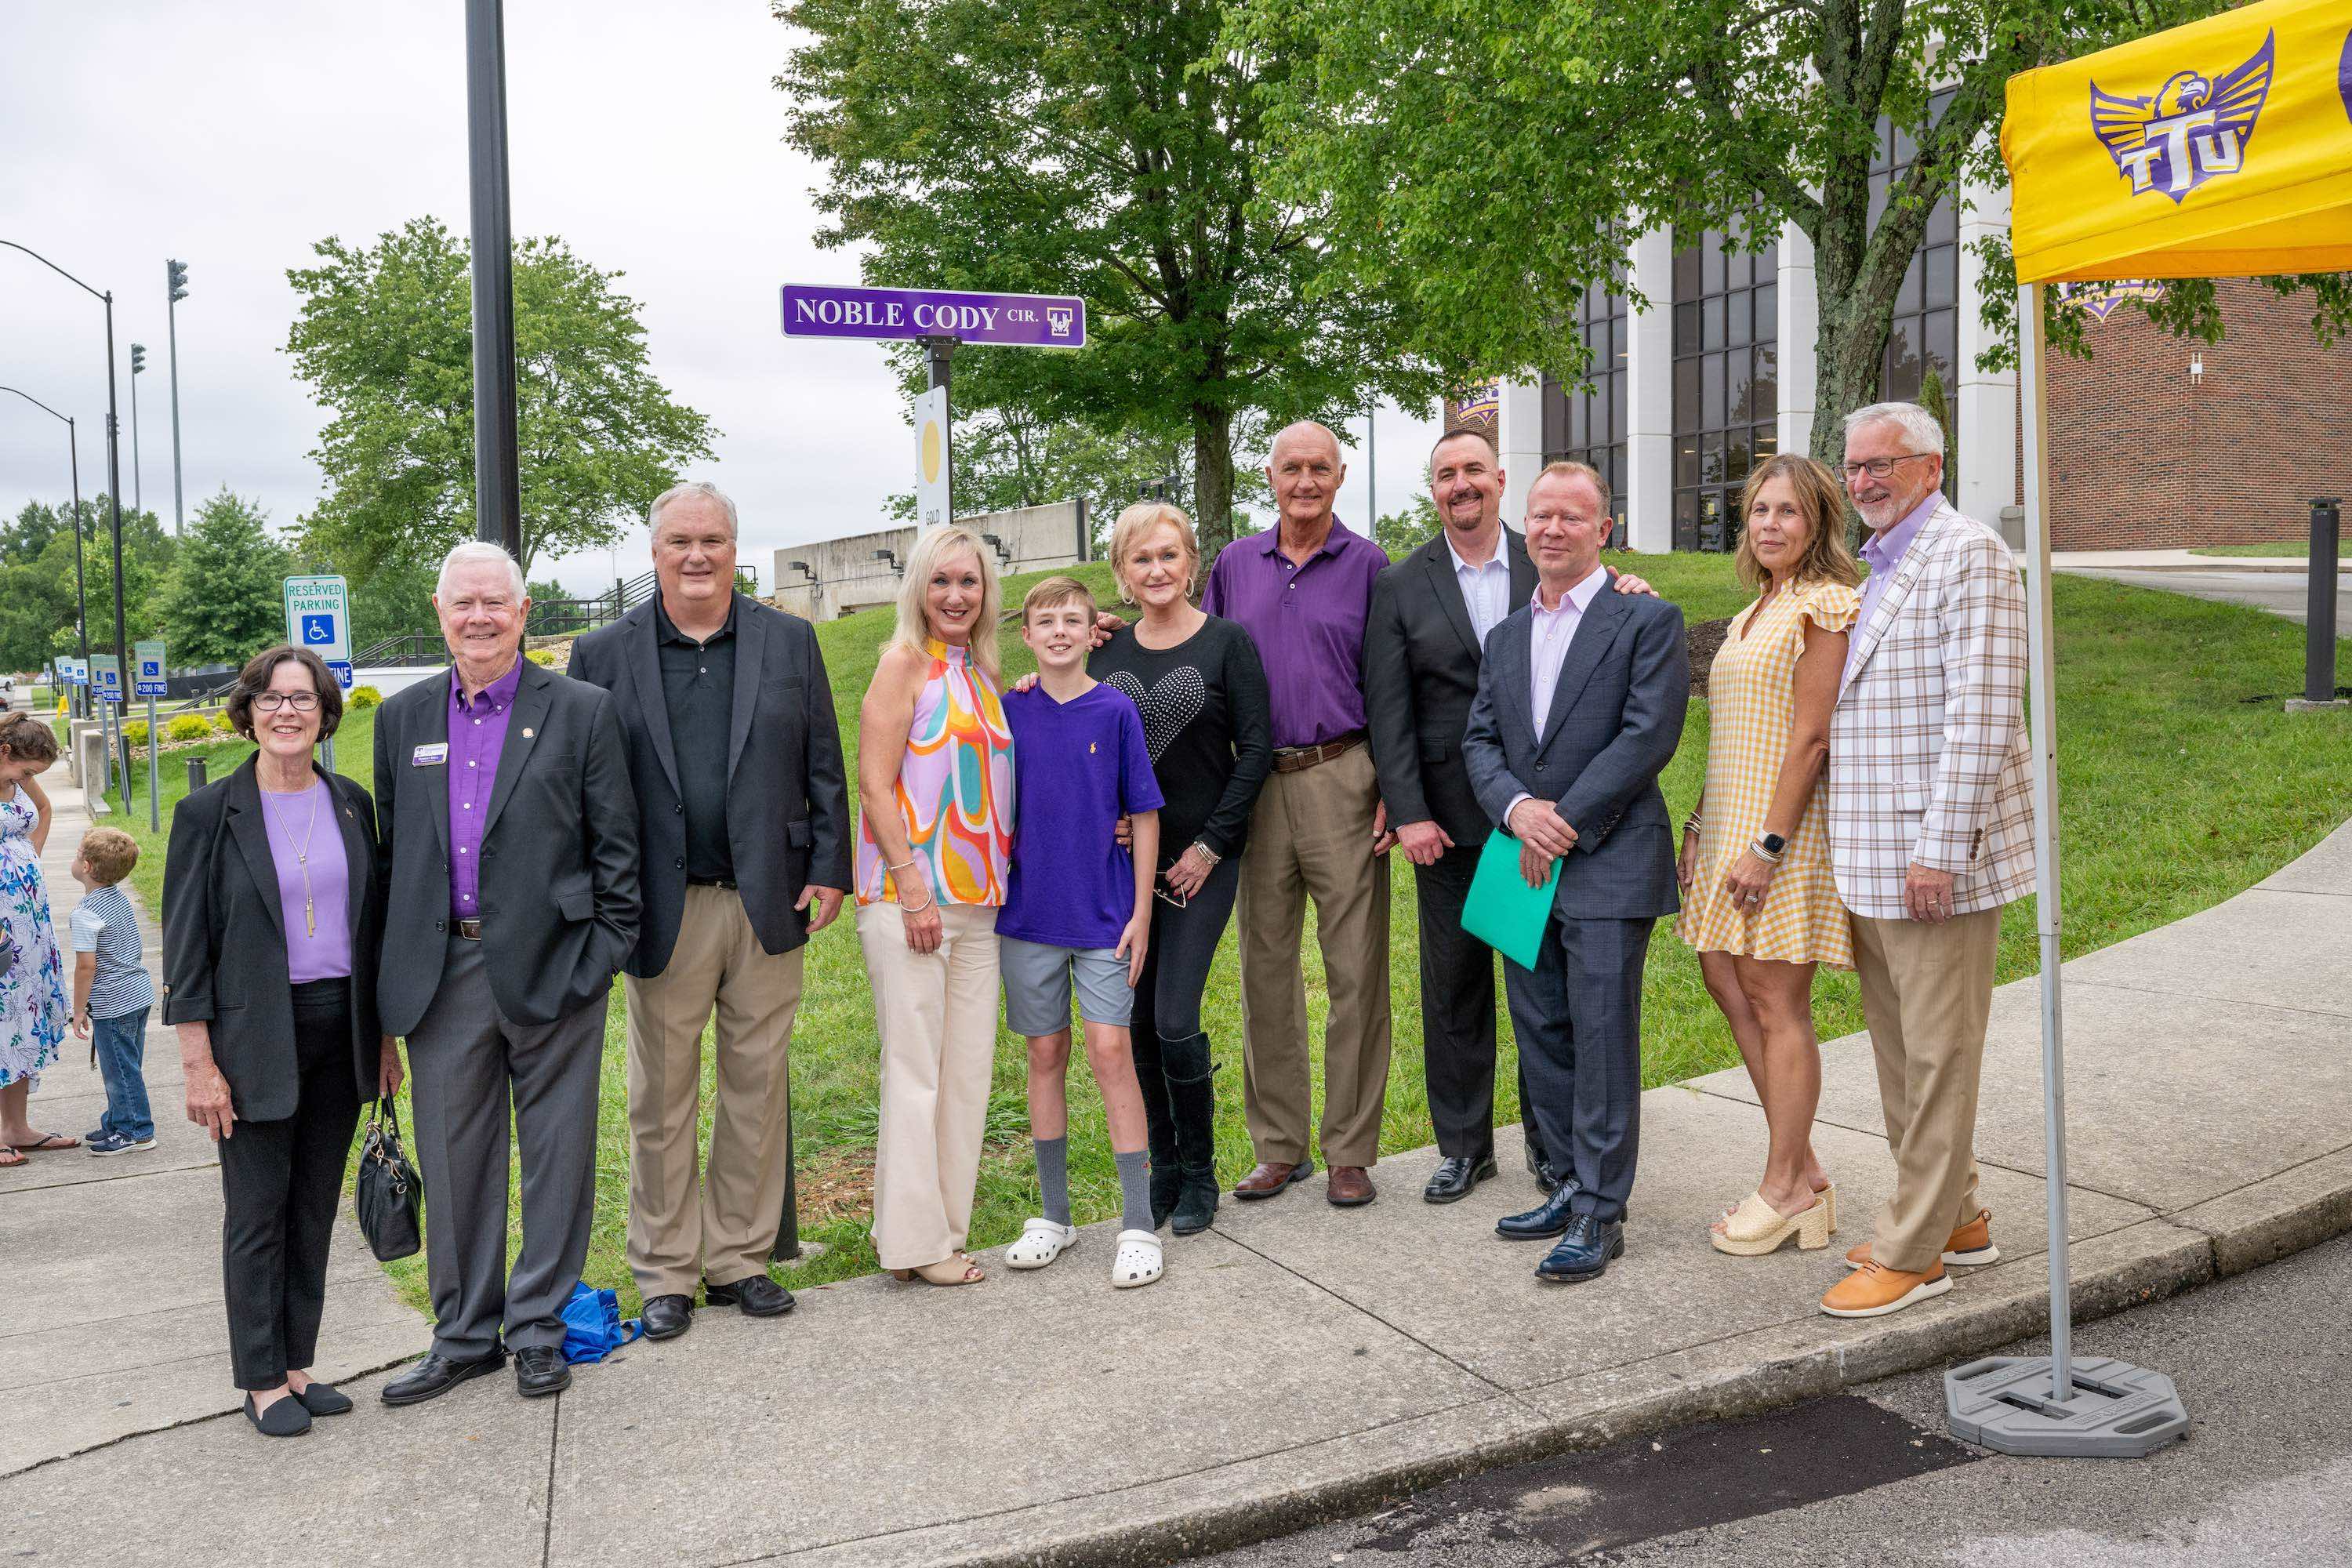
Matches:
[[525, 648, 556, 666], [121, 720, 150, 747], [167, 714, 216, 742], [347, 684, 382, 711], [213, 710, 239, 735]]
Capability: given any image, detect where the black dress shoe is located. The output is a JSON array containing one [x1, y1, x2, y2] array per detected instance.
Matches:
[[1423, 1154, 1498, 1204], [381, 1348, 508, 1407], [243, 1392, 312, 1438], [1535, 1214, 1624, 1283], [293, 1381, 354, 1417], [1525, 1142, 1563, 1196], [515, 1345, 572, 1398], [1495, 1181, 1581, 1240], [705, 1273, 796, 1317], [641, 1294, 693, 1340]]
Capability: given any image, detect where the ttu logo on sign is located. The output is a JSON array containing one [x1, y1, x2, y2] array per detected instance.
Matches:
[[2091, 31, 2273, 204]]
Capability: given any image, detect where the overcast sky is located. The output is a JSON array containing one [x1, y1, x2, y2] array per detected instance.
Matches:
[[0, 0, 1437, 605]]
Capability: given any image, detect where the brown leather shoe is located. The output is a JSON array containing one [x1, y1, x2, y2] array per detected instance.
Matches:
[[1233, 1160, 1312, 1200], [1843, 1208, 1999, 1271], [1820, 1259, 1950, 1318], [1326, 1165, 1377, 1207]]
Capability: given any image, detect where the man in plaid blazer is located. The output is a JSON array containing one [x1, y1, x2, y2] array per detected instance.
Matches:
[[1818, 402, 2034, 1321]]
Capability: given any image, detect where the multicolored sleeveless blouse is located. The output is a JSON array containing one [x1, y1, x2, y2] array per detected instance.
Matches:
[[856, 639, 1014, 907]]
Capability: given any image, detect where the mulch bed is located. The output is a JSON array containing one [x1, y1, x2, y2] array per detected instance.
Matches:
[[1687, 617, 1731, 699]]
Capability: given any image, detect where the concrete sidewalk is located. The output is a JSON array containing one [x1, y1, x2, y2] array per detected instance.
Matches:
[[5, 811, 2351, 1568], [2054, 547, 2349, 575]]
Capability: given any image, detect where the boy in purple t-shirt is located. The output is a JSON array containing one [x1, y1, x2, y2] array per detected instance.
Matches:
[[997, 577, 1167, 1288]]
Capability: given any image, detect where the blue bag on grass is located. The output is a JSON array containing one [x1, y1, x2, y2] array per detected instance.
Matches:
[[559, 1282, 644, 1364]]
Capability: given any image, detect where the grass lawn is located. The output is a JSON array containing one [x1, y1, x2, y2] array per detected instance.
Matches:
[[96, 553, 2352, 1317], [2191, 540, 2322, 558]]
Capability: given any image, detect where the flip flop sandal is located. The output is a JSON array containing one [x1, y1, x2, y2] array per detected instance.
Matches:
[[9, 1133, 79, 1153], [1110, 1229, 1163, 1289], [1006, 1218, 1077, 1269], [0, 1148, 24, 1167]]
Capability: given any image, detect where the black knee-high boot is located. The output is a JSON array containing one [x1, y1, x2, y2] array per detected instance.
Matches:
[[1163, 1031, 1221, 1236], [1132, 1024, 1182, 1228]]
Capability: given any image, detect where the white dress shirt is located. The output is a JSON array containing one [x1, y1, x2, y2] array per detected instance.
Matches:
[[1504, 562, 1610, 829], [1446, 531, 1512, 648]]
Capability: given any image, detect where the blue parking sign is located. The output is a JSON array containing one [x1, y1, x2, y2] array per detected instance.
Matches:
[[302, 613, 336, 646]]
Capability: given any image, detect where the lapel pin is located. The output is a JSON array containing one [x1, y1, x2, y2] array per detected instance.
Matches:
[[523, 727, 535, 739]]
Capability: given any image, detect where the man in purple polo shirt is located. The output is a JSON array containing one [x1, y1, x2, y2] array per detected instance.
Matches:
[[1202, 419, 1397, 1208]]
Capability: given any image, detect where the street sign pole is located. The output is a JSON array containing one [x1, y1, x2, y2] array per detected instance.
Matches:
[[465, 0, 524, 561], [919, 334, 955, 527], [135, 640, 166, 831], [145, 691, 158, 829]]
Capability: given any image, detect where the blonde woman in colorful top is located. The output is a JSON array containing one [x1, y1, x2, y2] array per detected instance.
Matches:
[[1675, 453, 1862, 1258], [857, 525, 1015, 1286]]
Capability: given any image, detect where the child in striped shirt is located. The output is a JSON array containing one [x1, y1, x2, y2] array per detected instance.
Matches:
[[71, 827, 157, 1156]]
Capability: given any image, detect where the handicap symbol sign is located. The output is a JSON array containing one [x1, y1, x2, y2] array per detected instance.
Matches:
[[301, 613, 337, 645]]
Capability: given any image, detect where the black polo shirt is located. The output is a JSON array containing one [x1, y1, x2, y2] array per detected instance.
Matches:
[[655, 597, 737, 881]]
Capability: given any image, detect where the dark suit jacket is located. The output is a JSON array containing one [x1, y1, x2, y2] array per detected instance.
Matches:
[[1364, 528, 1538, 848], [1462, 579, 1690, 921], [372, 659, 641, 1035], [160, 757, 385, 1120], [567, 592, 852, 977]]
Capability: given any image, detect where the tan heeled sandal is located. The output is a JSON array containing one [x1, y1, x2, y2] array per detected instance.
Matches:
[[1710, 1190, 1834, 1257], [890, 1256, 985, 1286]]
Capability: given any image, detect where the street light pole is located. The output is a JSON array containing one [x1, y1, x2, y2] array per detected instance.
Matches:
[[0, 387, 90, 719], [167, 261, 188, 535], [129, 344, 147, 515], [465, 0, 523, 560]]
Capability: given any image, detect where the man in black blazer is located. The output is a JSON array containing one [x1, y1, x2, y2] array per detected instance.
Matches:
[[1463, 462, 1688, 1285], [374, 542, 640, 1406], [568, 482, 851, 1342]]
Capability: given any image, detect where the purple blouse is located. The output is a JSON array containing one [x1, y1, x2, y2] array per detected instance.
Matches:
[[260, 776, 353, 984]]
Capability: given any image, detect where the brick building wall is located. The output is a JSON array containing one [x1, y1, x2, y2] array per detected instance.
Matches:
[[2040, 280, 2352, 550]]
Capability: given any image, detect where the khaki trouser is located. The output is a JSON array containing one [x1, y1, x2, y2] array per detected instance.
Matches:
[[623, 886, 808, 1299], [1851, 907, 2001, 1273], [858, 901, 1000, 1271], [1236, 742, 1392, 1167]]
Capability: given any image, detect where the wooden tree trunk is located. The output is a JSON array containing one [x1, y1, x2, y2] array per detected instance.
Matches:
[[1192, 405, 1237, 556]]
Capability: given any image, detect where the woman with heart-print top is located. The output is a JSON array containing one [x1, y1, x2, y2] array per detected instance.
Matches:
[[1088, 503, 1272, 1238]]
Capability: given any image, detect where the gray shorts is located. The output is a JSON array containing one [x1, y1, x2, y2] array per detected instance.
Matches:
[[1000, 937, 1134, 1036]]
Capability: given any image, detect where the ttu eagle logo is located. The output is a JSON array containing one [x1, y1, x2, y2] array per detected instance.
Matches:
[[2090, 31, 2274, 203]]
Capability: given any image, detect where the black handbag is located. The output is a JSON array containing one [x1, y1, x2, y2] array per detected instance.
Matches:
[[356, 1098, 423, 1261]]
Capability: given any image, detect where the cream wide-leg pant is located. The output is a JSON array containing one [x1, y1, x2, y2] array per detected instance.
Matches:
[[858, 901, 1002, 1271]]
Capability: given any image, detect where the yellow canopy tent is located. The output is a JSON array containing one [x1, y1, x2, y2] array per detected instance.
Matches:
[[1951, 0, 2352, 1452]]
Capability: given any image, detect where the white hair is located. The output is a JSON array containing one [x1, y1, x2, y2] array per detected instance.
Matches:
[[648, 481, 739, 540], [435, 539, 527, 601], [1842, 401, 1945, 458]]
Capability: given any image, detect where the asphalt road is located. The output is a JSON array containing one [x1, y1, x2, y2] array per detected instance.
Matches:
[[1197, 1229, 2352, 1566]]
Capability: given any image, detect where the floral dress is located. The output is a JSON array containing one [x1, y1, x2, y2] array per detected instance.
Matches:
[[0, 786, 68, 1091]]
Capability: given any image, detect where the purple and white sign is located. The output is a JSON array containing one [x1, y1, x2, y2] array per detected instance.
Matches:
[[779, 284, 1085, 348]]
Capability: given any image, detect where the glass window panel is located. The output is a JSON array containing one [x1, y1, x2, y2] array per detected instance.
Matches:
[[1702, 353, 1725, 428], [1541, 378, 1564, 452], [1893, 124, 1916, 166], [1726, 434, 1751, 485], [1726, 249, 1750, 290], [1702, 242, 1725, 296], [1759, 240, 1779, 277], [1677, 441, 1700, 488], [1675, 358, 1699, 432], [1702, 431, 1725, 483], [1752, 343, 1778, 423], [1926, 245, 1958, 309], [1755, 284, 1777, 343], [1700, 491, 1726, 552], [1753, 426, 1779, 458], [1727, 290, 1749, 348], [1610, 315, 1627, 365], [1925, 307, 1957, 382], [1673, 244, 1700, 299], [1566, 390, 1584, 449], [1704, 296, 1725, 351], [1675, 302, 1700, 353], [1675, 490, 1698, 550], [1886, 317, 1922, 401], [1585, 387, 1606, 447], [1869, 171, 1889, 227], [1897, 254, 1923, 314], [1929, 196, 1958, 247], [1610, 372, 1626, 439]]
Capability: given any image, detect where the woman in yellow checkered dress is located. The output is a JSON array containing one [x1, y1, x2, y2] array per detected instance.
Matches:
[[1675, 454, 1861, 1259]]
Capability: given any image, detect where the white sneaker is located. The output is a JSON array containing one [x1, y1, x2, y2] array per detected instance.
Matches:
[[1110, 1229, 1163, 1289], [1006, 1217, 1077, 1269]]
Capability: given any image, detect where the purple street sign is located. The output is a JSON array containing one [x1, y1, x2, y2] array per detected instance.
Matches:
[[779, 283, 1085, 348]]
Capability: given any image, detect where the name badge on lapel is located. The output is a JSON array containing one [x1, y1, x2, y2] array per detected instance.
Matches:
[[412, 742, 450, 767]]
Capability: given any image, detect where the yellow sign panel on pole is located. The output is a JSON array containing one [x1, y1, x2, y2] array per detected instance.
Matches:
[[914, 385, 950, 530]]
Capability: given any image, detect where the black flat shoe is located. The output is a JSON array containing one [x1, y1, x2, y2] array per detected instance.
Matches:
[[641, 1294, 694, 1340], [1423, 1154, 1497, 1204], [1496, 1181, 1581, 1240], [244, 1392, 312, 1438], [1536, 1214, 1624, 1283], [704, 1274, 795, 1318], [293, 1381, 354, 1417], [515, 1345, 572, 1398], [381, 1348, 508, 1408]]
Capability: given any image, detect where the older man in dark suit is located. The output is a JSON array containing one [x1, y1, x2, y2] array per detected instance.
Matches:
[[375, 541, 640, 1405], [568, 482, 851, 1343], [1463, 462, 1688, 1284]]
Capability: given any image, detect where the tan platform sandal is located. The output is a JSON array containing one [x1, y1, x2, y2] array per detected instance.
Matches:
[[1710, 1189, 1834, 1257], [890, 1255, 985, 1286]]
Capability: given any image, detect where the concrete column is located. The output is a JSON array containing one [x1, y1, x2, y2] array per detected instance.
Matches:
[[1955, 175, 2018, 524], [1623, 227, 1675, 552], [1777, 220, 1820, 459], [1497, 376, 1545, 529]]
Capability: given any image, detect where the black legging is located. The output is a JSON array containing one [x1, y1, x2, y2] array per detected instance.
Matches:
[[1131, 855, 1241, 1181]]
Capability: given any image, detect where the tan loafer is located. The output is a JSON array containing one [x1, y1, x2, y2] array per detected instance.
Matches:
[[1820, 1259, 1950, 1318], [1843, 1208, 1999, 1271]]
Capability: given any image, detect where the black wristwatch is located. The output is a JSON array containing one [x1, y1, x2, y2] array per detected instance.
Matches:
[[1757, 832, 1788, 857]]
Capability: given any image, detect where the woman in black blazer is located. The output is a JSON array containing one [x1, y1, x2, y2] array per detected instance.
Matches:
[[162, 646, 395, 1438]]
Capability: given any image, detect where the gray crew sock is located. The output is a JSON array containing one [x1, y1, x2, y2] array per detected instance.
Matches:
[[1034, 1136, 1072, 1226], [1114, 1148, 1154, 1235]]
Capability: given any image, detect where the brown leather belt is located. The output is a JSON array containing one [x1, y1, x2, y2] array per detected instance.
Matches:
[[455, 918, 485, 940], [1271, 729, 1366, 775]]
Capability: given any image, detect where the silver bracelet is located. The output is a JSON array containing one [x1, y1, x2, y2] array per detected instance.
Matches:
[[1189, 840, 1221, 866], [1749, 837, 1784, 864]]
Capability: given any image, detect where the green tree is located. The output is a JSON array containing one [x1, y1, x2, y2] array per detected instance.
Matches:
[[780, 0, 1436, 554], [1373, 493, 1438, 562], [0, 497, 176, 673], [1229, 0, 2352, 468], [160, 490, 292, 666], [285, 216, 717, 583]]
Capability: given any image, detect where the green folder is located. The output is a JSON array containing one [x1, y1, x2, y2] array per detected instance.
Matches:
[[1462, 828, 1562, 971]]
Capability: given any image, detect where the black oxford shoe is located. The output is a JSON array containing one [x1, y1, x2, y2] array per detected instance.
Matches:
[[1536, 1214, 1624, 1283], [381, 1348, 507, 1408], [705, 1273, 796, 1318], [515, 1345, 572, 1398], [1422, 1154, 1498, 1204], [1495, 1181, 1581, 1241], [1525, 1142, 1565, 1196], [641, 1294, 693, 1340]]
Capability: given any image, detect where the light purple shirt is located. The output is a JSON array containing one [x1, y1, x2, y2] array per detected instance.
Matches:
[[1527, 563, 1610, 742], [260, 776, 353, 983], [1846, 492, 1941, 681], [448, 660, 522, 918], [1200, 518, 1387, 749]]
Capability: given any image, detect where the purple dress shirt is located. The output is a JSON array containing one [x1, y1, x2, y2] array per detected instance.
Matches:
[[1846, 492, 1940, 682], [1200, 517, 1387, 748], [260, 776, 354, 983], [447, 659, 522, 917]]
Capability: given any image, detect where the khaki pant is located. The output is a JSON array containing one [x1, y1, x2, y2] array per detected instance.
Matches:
[[1851, 907, 2001, 1273], [624, 886, 808, 1298], [1237, 742, 1392, 1167], [858, 901, 1000, 1271]]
